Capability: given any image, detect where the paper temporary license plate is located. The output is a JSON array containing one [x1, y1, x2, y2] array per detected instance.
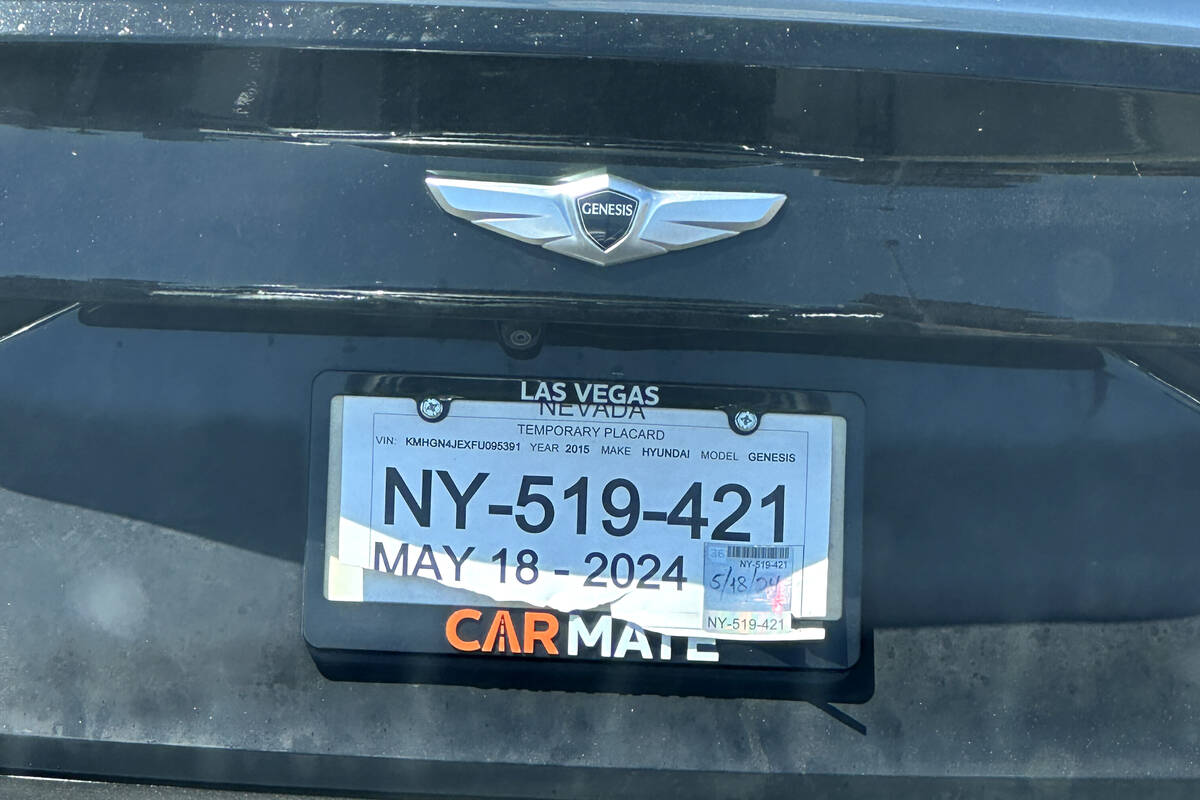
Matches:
[[323, 377, 847, 644]]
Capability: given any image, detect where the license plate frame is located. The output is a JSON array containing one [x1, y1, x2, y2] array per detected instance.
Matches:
[[302, 371, 867, 700]]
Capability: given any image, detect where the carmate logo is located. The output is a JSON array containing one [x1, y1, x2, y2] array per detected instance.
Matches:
[[444, 608, 720, 662], [576, 189, 639, 251]]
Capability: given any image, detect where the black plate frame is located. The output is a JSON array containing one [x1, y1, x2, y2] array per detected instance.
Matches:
[[302, 371, 867, 700]]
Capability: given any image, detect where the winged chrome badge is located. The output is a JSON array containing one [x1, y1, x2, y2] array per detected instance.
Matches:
[[424, 172, 786, 266]]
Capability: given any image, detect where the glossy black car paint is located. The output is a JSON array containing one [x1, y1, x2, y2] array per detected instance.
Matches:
[[0, 43, 1199, 344], [4, 1, 1200, 796]]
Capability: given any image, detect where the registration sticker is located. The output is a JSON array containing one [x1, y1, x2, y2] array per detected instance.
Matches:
[[703, 544, 797, 635]]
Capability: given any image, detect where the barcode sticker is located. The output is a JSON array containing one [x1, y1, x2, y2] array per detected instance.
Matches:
[[723, 545, 791, 560]]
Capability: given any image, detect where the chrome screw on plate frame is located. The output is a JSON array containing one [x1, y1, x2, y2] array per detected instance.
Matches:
[[732, 409, 759, 434], [419, 397, 447, 421]]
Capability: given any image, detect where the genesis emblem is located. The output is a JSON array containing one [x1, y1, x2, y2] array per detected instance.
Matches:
[[425, 172, 786, 266]]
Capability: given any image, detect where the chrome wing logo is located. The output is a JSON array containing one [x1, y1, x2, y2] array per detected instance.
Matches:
[[425, 172, 786, 266]]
